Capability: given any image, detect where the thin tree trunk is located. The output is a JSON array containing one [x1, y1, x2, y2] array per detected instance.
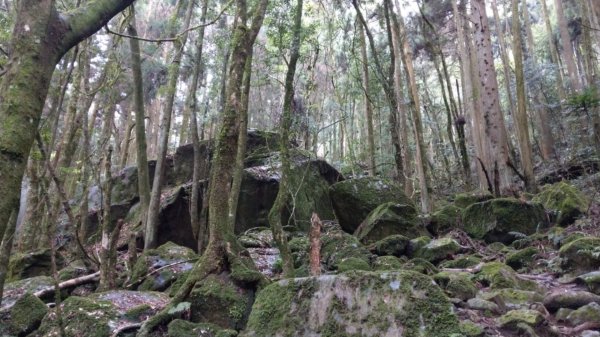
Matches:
[[127, 6, 151, 247], [145, 0, 195, 250], [491, 0, 516, 119], [99, 147, 114, 291], [0, 210, 17, 307], [555, 0, 583, 92], [512, 0, 536, 192], [539, 0, 566, 103], [269, 0, 303, 279]]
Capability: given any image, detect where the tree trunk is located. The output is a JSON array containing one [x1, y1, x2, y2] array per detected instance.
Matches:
[[269, 0, 303, 279], [145, 0, 195, 250], [491, 0, 516, 119], [512, 0, 536, 192], [391, 1, 431, 212], [127, 5, 151, 241], [0, 210, 17, 307], [539, 0, 566, 103], [472, 0, 512, 195], [555, 0, 582, 92], [0, 0, 135, 250]]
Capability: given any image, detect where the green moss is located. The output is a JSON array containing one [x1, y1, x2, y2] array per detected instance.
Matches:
[[130, 242, 197, 291], [402, 258, 439, 275], [6, 292, 48, 335], [321, 229, 372, 271], [167, 319, 238, 337], [369, 234, 409, 257], [498, 309, 543, 328], [7, 249, 56, 282], [190, 274, 253, 330], [462, 198, 548, 244], [477, 262, 521, 289], [413, 237, 461, 263], [330, 177, 415, 233], [124, 304, 152, 321], [566, 303, 600, 326], [506, 247, 538, 270], [459, 321, 485, 337], [559, 237, 600, 274], [453, 192, 493, 208], [440, 256, 481, 269], [532, 182, 589, 226], [355, 202, 426, 244], [337, 257, 372, 272], [372, 256, 403, 271], [428, 204, 463, 235], [480, 288, 543, 306], [242, 271, 460, 337]]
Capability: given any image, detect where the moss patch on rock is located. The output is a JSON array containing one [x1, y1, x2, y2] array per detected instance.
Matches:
[[368, 234, 409, 257], [241, 270, 460, 337], [428, 204, 463, 235], [330, 177, 414, 233], [559, 237, 600, 275], [532, 181, 589, 226], [1, 292, 48, 336], [354, 202, 426, 245], [462, 198, 548, 244]]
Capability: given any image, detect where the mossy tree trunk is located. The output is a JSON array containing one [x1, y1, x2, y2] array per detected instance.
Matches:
[[511, 0, 536, 193], [137, 0, 269, 334], [0, 0, 135, 260], [268, 0, 304, 279], [0, 210, 17, 307], [357, 22, 377, 177], [127, 5, 151, 246], [144, 0, 195, 250]]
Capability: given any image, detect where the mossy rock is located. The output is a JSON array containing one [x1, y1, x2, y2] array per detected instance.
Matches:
[[0, 292, 47, 336], [440, 256, 481, 269], [532, 181, 589, 226], [241, 270, 460, 337], [330, 177, 414, 233], [406, 236, 432, 257], [287, 237, 309, 268], [434, 272, 477, 301], [543, 290, 600, 312], [368, 234, 410, 257], [559, 237, 600, 275], [498, 309, 544, 328], [479, 288, 543, 307], [7, 249, 61, 282], [130, 241, 197, 291], [453, 192, 493, 208], [354, 202, 426, 245], [372, 256, 404, 271], [1, 276, 54, 312], [237, 151, 341, 233], [428, 204, 463, 235], [321, 228, 372, 272], [413, 237, 461, 263], [337, 257, 372, 272], [402, 258, 439, 275], [189, 273, 255, 330], [506, 247, 538, 271], [566, 302, 600, 326], [238, 228, 274, 248], [459, 321, 485, 337], [477, 262, 537, 290], [577, 271, 600, 294], [167, 319, 238, 337], [33, 290, 169, 337], [462, 198, 549, 244]]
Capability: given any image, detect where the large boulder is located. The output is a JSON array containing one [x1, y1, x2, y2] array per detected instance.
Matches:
[[33, 290, 170, 337], [130, 241, 197, 291], [559, 237, 600, 275], [0, 292, 48, 337], [462, 198, 549, 244], [330, 177, 414, 233], [241, 270, 460, 337], [354, 202, 427, 244], [321, 226, 372, 272], [532, 181, 589, 226], [1, 276, 54, 312], [235, 150, 342, 233], [7, 249, 62, 282]]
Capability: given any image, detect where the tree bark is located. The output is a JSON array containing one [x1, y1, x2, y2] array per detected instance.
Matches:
[[0, 0, 135, 250], [555, 0, 582, 92], [472, 0, 512, 195], [127, 6, 151, 242], [512, 0, 536, 192], [145, 0, 195, 250]]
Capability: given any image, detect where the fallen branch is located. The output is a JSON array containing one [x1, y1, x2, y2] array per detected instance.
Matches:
[[111, 323, 142, 337], [125, 258, 198, 288], [34, 271, 100, 298], [441, 263, 484, 274]]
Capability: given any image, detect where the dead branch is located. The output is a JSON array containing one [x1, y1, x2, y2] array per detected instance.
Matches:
[[34, 271, 100, 298]]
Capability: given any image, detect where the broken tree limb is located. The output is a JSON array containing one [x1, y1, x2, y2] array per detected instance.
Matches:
[[33, 271, 100, 298], [310, 212, 322, 276]]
